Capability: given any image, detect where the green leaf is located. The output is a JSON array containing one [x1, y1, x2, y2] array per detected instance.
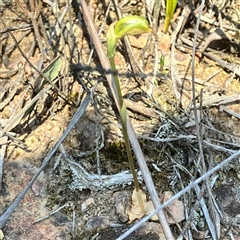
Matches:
[[106, 16, 152, 58], [43, 55, 62, 81], [164, 0, 178, 33], [115, 15, 152, 39], [34, 55, 63, 92], [24, 55, 63, 119]]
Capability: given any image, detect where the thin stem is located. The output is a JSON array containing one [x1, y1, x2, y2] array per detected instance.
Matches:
[[108, 57, 123, 108], [108, 56, 140, 191], [108, 56, 144, 211], [122, 125, 140, 191]]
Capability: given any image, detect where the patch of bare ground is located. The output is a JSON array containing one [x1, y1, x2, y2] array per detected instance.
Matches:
[[0, 0, 240, 239]]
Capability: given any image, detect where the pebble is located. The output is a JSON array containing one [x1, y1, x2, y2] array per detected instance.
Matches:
[[31, 181, 40, 197], [86, 216, 109, 230], [114, 191, 130, 223], [81, 197, 95, 212]]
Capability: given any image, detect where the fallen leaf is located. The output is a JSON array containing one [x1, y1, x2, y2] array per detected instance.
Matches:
[[128, 189, 147, 223], [145, 200, 158, 221]]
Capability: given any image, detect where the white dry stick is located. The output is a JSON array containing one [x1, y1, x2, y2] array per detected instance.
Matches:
[[194, 185, 217, 240], [191, 3, 217, 238], [220, 105, 240, 120], [32, 203, 69, 224], [59, 144, 142, 191], [0, 136, 8, 190], [145, 0, 155, 13], [203, 140, 237, 154]]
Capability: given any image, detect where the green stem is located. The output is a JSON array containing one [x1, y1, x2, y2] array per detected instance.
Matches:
[[108, 56, 123, 108], [109, 56, 140, 192], [106, 16, 153, 213]]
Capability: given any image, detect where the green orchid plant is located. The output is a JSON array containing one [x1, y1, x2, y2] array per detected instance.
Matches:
[[106, 16, 152, 213], [164, 0, 178, 33]]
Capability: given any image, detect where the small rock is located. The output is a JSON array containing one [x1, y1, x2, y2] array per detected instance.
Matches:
[[114, 191, 131, 223], [31, 181, 41, 197], [137, 222, 165, 239], [81, 197, 95, 212], [161, 191, 185, 224], [86, 216, 109, 229]]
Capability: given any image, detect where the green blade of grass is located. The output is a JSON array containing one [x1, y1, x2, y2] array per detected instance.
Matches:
[[164, 0, 178, 33]]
